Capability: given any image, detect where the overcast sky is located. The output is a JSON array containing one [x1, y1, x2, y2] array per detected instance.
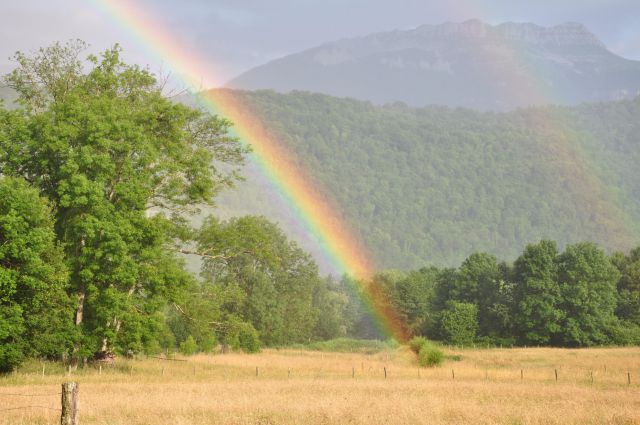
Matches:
[[2, 0, 639, 87]]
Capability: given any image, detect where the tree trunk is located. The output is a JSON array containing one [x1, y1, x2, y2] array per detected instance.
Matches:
[[70, 285, 86, 369], [75, 286, 85, 326]]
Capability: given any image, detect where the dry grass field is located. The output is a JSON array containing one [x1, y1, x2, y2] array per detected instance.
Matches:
[[1, 346, 638, 425]]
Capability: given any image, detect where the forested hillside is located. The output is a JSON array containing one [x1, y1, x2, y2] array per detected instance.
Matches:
[[207, 89, 640, 270]]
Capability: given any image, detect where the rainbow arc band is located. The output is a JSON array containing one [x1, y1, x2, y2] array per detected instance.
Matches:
[[92, 0, 409, 341]]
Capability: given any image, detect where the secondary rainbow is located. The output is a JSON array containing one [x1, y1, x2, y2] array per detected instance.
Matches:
[[92, 0, 409, 340], [441, 0, 635, 247]]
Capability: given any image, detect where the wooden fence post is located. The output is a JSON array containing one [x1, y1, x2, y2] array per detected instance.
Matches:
[[61, 382, 79, 425]]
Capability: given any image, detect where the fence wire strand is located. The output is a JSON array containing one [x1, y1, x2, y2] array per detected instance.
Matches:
[[0, 405, 61, 412], [0, 392, 60, 397]]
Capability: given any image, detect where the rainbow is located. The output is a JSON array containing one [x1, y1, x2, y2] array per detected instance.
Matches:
[[92, 0, 409, 340], [90, 2, 635, 343], [423, 6, 636, 249]]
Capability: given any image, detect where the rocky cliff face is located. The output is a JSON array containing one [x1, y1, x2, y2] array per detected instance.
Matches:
[[227, 20, 640, 110]]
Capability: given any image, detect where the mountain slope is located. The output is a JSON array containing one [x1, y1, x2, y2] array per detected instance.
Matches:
[[4, 85, 638, 272], [205, 89, 640, 271], [227, 20, 640, 110]]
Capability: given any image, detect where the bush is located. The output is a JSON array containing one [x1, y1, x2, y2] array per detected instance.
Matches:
[[440, 302, 478, 346], [222, 319, 261, 353], [199, 334, 217, 353], [606, 321, 640, 346], [418, 343, 444, 367], [409, 336, 428, 354], [179, 335, 197, 356], [238, 324, 261, 353]]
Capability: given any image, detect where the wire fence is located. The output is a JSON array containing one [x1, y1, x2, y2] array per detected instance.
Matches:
[[0, 405, 61, 412], [0, 390, 61, 413], [0, 392, 61, 397], [0, 365, 635, 422]]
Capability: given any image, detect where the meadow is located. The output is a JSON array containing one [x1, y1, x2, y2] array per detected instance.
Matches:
[[1, 346, 638, 425]]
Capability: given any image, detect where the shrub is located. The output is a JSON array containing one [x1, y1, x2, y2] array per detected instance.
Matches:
[[418, 343, 444, 367], [606, 321, 640, 346], [409, 336, 428, 354], [179, 335, 197, 356], [222, 319, 261, 353], [238, 324, 261, 353], [440, 302, 478, 346], [199, 334, 217, 353]]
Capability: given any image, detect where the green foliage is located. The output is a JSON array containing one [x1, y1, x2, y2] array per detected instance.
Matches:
[[400, 241, 635, 348], [237, 324, 261, 353], [409, 336, 429, 354], [210, 90, 640, 270], [439, 302, 479, 346], [312, 277, 350, 340], [556, 243, 620, 346], [513, 241, 563, 345], [0, 42, 247, 358], [0, 177, 74, 372], [197, 216, 325, 346], [612, 248, 640, 326], [418, 342, 444, 368], [179, 335, 198, 356], [384, 268, 437, 335], [199, 334, 217, 353], [222, 318, 261, 353], [408, 335, 445, 367], [606, 321, 640, 346]]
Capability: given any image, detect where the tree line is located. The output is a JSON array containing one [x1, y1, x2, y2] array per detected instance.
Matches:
[[365, 240, 640, 347]]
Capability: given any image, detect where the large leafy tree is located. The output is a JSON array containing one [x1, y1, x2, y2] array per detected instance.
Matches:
[[196, 215, 322, 346], [0, 41, 247, 356], [612, 247, 640, 326], [431, 253, 512, 340], [388, 267, 438, 335], [439, 301, 478, 346], [556, 242, 620, 346], [0, 177, 73, 371], [512, 240, 563, 345]]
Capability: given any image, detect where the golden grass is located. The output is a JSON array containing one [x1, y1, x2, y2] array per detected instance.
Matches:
[[1, 346, 638, 424]]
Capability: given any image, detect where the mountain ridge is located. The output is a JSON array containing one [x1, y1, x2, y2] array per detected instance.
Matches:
[[227, 20, 640, 110]]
